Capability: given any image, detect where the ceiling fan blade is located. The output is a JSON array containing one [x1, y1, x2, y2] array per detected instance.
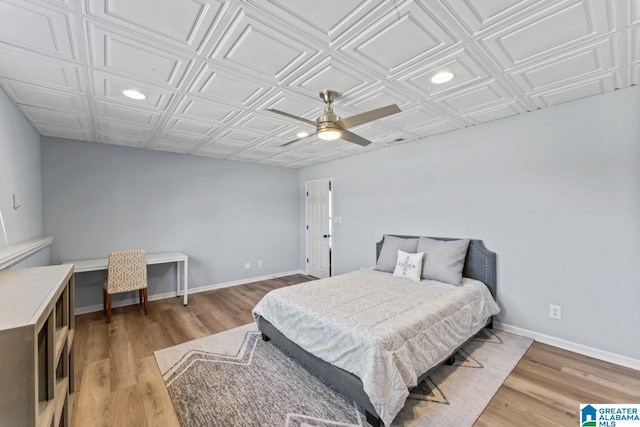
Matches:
[[280, 132, 316, 147], [339, 104, 401, 129], [340, 130, 372, 147], [267, 108, 316, 126]]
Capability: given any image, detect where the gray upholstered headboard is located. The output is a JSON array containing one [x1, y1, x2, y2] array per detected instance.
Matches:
[[376, 235, 497, 297]]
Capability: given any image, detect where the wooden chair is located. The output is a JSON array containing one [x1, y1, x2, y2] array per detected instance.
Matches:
[[102, 250, 149, 323]]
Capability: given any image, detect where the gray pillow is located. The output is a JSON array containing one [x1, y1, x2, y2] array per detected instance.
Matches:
[[417, 237, 470, 285], [376, 235, 419, 272]]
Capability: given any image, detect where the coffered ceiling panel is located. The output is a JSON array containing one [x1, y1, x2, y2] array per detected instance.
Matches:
[[0, 0, 635, 168], [97, 132, 145, 148], [435, 80, 514, 114], [86, 0, 226, 52], [0, 46, 83, 91], [21, 105, 90, 130], [417, 119, 465, 136], [479, 1, 616, 70], [288, 142, 328, 157], [527, 73, 618, 108], [216, 128, 263, 145], [439, 0, 547, 35], [287, 56, 373, 99], [37, 123, 91, 141], [461, 101, 528, 124], [189, 64, 273, 107], [339, 1, 459, 75], [385, 107, 442, 130], [208, 8, 318, 81], [174, 95, 238, 122], [198, 139, 247, 157], [164, 116, 219, 136], [509, 38, 618, 93], [0, 79, 88, 114], [258, 90, 323, 121], [231, 111, 294, 135], [246, 0, 381, 42], [96, 119, 151, 139], [93, 99, 161, 126], [152, 130, 206, 151], [227, 145, 282, 162], [88, 24, 195, 88], [0, 0, 76, 61]]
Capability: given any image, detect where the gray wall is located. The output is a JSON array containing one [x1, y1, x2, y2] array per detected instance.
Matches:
[[298, 86, 640, 360], [41, 138, 300, 308], [0, 88, 48, 268]]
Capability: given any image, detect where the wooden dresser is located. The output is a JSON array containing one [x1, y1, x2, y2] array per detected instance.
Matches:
[[0, 265, 75, 427]]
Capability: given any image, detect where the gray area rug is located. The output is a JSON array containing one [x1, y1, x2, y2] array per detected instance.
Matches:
[[155, 324, 532, 427]]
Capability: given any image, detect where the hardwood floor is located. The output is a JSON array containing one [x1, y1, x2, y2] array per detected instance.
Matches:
[[71, 274, 639, 426]]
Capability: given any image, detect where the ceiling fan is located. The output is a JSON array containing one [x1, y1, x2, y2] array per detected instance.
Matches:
[[267, 90, 401, 147]]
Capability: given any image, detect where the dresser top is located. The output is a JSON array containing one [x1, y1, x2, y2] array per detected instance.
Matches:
[[0, 265, 73, 330]]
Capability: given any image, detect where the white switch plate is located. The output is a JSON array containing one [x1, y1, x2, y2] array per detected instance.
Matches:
[[244, 262, 251, 270], [258, 260, 263, 267]]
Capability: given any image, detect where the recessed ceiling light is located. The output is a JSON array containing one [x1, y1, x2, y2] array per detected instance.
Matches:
[[122, 89, 146, 100], [296, 131, 309, 138], [431, 71, 454, 84]]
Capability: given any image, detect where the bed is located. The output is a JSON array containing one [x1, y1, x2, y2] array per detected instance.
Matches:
[[253, 235, 499, 426]]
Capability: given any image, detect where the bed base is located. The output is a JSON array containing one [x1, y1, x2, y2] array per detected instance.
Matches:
[[258, 315, 493, 427], [257, 235, 497, 426]]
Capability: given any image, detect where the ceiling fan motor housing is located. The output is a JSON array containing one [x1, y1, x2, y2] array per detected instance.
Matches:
[[317, 111, 342, 132]]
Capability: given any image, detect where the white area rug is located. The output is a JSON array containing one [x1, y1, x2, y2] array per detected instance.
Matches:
[[155, 324, 532, 426]]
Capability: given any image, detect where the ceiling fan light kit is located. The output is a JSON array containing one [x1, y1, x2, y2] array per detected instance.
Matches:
[[268, 89, 401, 147], [318, 128, 341, 140]]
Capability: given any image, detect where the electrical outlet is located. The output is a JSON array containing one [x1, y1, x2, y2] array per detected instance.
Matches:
[[258, 260, 264, 267], [244, 262, 251, 270], [549, 304, 562, 320]]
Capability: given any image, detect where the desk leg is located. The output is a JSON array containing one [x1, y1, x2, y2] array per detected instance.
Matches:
[[176, 261, 182, 298], [183, 260, 188, 306]]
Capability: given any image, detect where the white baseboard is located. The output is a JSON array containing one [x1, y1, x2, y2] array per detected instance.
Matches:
[[75, 269, 307, 315], [188, 269, 306, 295], [494, 322, 640, 371], [75, 290, 178, 315]]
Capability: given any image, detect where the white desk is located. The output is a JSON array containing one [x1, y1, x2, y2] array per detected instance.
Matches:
[[63, 251, 189, 305]]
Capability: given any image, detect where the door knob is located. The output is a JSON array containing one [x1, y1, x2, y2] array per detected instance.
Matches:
[[323, 234, 331, 238]]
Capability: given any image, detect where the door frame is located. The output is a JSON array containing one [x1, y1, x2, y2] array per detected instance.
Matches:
[[305, 177, 333, 277]]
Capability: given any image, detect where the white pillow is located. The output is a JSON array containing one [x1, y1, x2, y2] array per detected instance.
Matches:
[[393, 250, 424, 282]]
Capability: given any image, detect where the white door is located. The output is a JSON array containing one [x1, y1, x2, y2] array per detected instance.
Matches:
[[306, 178, 332, 278]]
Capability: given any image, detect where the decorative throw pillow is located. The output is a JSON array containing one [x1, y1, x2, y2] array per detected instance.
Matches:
[[393, 250, 424, 281], [417, 237, 470, 285], [376, 235, 419, 272]]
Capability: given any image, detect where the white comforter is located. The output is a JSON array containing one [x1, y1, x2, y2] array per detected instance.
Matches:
[[252, 269, 500, 426]]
